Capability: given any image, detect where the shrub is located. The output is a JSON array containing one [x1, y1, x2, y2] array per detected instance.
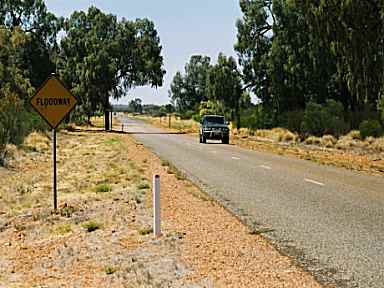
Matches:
[[304, 136, 322, 145], [359, 120, 382, 139], [1, 97, 48, 166], [192, 113, 202, 123], [81, 220, 102, 232], [301, 100, 347, 136], [321, 135, 337, 148], [137, 181, 150, 190], [179, 110, 195, 120], [371, 137, 384, 152], [139, 226, 153, 235], [96, 183, 112, 193], [347, 130, 361, 140], [23, 132, 50, 152], [278, 110, 304, 133], [105, 266, 117, 275], [242, 106, 275, 130]]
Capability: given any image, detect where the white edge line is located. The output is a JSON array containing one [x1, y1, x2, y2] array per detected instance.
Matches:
[[304, 178, 325, 186], [232, 157, 240, 160]]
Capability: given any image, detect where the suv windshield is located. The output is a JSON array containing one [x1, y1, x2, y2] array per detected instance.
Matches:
[[204, 116, 225, 124]]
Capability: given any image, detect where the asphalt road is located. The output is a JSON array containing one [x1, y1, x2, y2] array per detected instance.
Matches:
[[120, 116, 384, 288]]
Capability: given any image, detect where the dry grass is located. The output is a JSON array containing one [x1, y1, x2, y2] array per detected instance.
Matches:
[[0, 128, 148, 215], [138, 114, 200, 134], [231, 127, 299, 143], [304, 136, 322, 145], [254, 128, 298, 143], [334, 134, 384, 152], [370, 137, 384, 152], [51, 223, 73, 235], [90, 116, 105, 128], [347, 130, 361, 140], [23, 131, 50, 152], [321, 135, 337, 148]]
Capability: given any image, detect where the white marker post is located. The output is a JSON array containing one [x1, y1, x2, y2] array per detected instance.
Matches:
[[153, 175, 161, 237]]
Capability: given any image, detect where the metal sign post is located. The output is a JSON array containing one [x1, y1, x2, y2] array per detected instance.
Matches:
[[52, 129, 57, 210], [30, 74, 77, 211]]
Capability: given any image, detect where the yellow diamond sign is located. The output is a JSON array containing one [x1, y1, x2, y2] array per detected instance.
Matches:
[[30, 76, 77, 129]]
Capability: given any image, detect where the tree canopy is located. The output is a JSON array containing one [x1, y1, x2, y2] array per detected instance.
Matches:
[[58, 6, 165, 127], [169, 55, 211, 113]]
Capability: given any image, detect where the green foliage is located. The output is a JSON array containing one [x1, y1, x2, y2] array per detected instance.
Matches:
[[359, 120, 383, 139], [192, 114, 202, 123], [138, 226, 153, 236], [197, 100, 224, 118], [137, 181, 150, 190], [301, 100, 347, 136], [104, 138, 120, 145], [278, 111, 304, 133], [308, 0, 383, 110], [169, 55, 211, 113], [96, 183, 112, 193], [241, 106, 274, 130], [0, 27, 48, 165], [234, 0, 384, 133], [60, 206, 75, 218], [59, 7, 165, 127], [179, 110, 195, 120], [127, 98, 143, 114], [206, 53, 242, 128], [81, 220, 102, 232], [104, 266, 117, 275], [1, 0, 63, 87], [235, 0, 272, 106], [378, 95, 384, 123]]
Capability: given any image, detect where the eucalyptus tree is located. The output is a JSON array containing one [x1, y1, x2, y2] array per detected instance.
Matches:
[[235, 0, 274, 108], [300, 0, 383, 113], [169, 55, 211, 114], [0, 27, 35, 164], [0, 0, 63, 87], [169, 71, 188, 113], [206, 53, 242, 128], [59, 7, 165, 129]]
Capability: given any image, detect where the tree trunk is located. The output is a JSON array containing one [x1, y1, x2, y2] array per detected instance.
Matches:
[[104, 95, 110, 131], [104, 110, 110, 131], [235, 101, 241, 130]]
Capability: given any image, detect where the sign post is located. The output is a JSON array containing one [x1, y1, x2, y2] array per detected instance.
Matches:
[[30, 74, 77, 211], [52, 129, 57, 210]]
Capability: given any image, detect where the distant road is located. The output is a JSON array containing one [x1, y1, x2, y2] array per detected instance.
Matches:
[[120, 116, 384, 288]]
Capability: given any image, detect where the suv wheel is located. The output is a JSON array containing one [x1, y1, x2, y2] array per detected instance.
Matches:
[[222, 136, 229, 144], [202, 134, 206, 144]]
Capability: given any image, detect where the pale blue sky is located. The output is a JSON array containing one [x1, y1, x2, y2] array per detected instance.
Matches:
[[45, 0, 242, 105]]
